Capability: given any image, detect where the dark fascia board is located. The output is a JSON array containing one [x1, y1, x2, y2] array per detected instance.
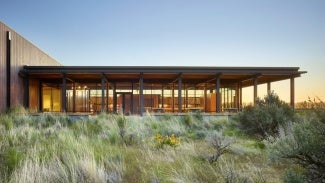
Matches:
[[23, 65, 306, 75]]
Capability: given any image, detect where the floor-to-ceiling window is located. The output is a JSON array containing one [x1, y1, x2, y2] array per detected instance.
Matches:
[[42, 86, 61, 112]]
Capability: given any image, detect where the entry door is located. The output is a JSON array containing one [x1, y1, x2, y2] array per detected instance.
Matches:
[[116, 92, 133, 115]]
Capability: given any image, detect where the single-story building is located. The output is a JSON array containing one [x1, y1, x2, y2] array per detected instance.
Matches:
[[1, 21, 306, 115]]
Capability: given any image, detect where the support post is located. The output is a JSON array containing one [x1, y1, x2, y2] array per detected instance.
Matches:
[[161, 84, 164, 108], [139, 73, 144, 116], [185, 87, 188, 108], [39, 81, 43, 112], [101, 75, 105, 113], [172, 83, 175, 113], [178, 73, 182, 113], [23, 73, 29, 108], [290, 77, 295, 108], [73, 82, 76, 112], [88, 89, 91, 112], [239, 83, 242, 111], [194, 87, 196, 108], [216, 74, 221, 113], [204, 83, 207, 112], [253, 76, 258, 105], [106, 83, 109, 112], [267, 82, 271, 94], [62, 73, 67, 112], [113, 83, 117, 113], [235, 84, 239, 110], [131, 82, 134, 114]]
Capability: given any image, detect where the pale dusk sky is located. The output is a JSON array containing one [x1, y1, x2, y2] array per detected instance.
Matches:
[[1, 0, 324, 103]]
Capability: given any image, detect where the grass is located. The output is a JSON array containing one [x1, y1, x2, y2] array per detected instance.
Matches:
[[0, 110, 293, 183]]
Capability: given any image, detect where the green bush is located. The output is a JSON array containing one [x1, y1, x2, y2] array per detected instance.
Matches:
[[283, 169, 306, 183], [237, 92, 295, 139], [193, 111, 203, 121], [183, 113, 192, 128], [269, 106, 325, 182], [2, 116, 13, 130]]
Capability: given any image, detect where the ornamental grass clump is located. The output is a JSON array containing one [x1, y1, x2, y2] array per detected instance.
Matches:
[[154, 134, 181, 148]]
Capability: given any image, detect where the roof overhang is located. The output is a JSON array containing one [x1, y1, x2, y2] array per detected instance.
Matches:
[[21, 66, 307, 88]]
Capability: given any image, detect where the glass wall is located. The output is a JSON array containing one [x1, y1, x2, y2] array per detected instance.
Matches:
[[66, 86, 90, 112], [41, 81, 240, 114], [42, 86, 61, 112]]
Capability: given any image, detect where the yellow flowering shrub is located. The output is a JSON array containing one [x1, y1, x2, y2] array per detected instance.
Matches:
[[155, 134, 180, 148]]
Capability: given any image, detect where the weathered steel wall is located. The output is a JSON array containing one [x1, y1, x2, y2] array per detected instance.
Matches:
[[0, 21, 61, 113]]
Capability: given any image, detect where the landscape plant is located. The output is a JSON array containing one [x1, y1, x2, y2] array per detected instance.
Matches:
[[205, 130, 234, 163], [269, 99, 325, 182], [237, 92, 295, 139], [0, 104, 311, 182]]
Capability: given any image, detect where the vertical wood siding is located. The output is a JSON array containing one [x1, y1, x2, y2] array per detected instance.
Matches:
[[0, 23, 7, 112], [29, 79, 40, 111], [0, 21, 61, 113]]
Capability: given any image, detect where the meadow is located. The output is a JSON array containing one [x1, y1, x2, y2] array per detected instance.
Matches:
[[0, 95, 324, 183]]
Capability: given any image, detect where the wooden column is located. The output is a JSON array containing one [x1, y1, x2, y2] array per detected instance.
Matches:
[[106, 83, 109, 112], [216, 74, 221, 113], [131, 82, 134, 114], [113, 83, 117, 113], [290, 77, 295, 108], [161, 84, 164, 108], [204, 83, 207, 112], [253, 76, 258, 105], [267, 82, 271, 94], [88, 89, 91, 112], [172, 83, 175, 113], [235, 84, 239, 110], [185, 87, 188, 108], [62, 73, 67, 112], [23, 73, 29, 108], [39, 81, 43, 112], [239, 83, 242, 110], [101, 75, 105, 113], [72, 82, 76, 112], [139, 73, 144, 116], [178, 73, 182, 113]]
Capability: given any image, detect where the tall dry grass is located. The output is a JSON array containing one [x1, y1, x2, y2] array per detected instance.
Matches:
[[0, 110, 290, 182]]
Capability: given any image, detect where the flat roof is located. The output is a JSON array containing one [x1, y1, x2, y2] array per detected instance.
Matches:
[[22, 66, 306, 88]]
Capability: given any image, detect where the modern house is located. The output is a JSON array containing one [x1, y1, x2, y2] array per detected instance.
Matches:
[[1, 21, 306, 115]]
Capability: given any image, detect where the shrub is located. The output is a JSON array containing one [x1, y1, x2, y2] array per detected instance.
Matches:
[[117, 115, 126, 139], [205, 131, 234, 163], [2, 116, 13, 130], [183, 114, 192, 128], [269, 105, 325, 182], [237, 92, 295, 139], [283, 169, 306, 183], [193, 111, 203, 121]]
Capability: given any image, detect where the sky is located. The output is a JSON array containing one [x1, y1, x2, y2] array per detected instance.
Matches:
[[1, 0, 324, 103]]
